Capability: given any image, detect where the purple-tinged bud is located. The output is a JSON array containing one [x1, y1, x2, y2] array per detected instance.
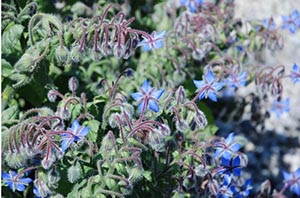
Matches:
[[113, 45, 125, 58], [175, 119, 189, 132], [148, 131, 165, 152], [41, 155, 56, 169], [47, 90, 58, 102], [109, 113, 120, 128], [194, 110, 207, 129], [68, 77, 79, 92], [195, 164, 208, 177], [47, 168, 60, 185], [60, 108, 71, 120], [101, 42, 113, 56], [33, 179, 52, 198]]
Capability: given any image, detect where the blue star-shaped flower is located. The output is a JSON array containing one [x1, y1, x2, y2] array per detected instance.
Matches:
[[131, 80, 164, 113], [283, 168, 300, 196], [225, 71, 248, 88], [217, 175, 235, 198], [271, 98, 290, 118], [290, 63, 300, 83], [262, 18, 276, 30], [2, 170, 32, 192], [281, 9, 300, 33], [181, 0, 203, 13], [138, 31, 166, 52], [193, 70, 223, 102], [61, 119, 90, 152], [218, 156, 242, 176], [214, 133, 241, 160], [235, 179, 252, 198]]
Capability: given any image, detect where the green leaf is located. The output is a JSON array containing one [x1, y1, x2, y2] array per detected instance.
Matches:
[[2, 24, 24, 55], [86, 119, 100, 142], [1, 59, 13, 78], [2, 105, 19, 122], [142, 171, 152, 182]]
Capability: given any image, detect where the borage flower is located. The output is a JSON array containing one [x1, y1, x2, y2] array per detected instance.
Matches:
[[271, 98, 290, 118], [131, 80, 164, 113], [138, 31, 166, 52], [290, 63, 300, 83], [193, 70, 223, 102], [225, 71, 248, 88], [218, 156, 242, 176], [281, 9, 300, 33], [61, 119, 89, 152], [283, 168, 300, 196], [181, 0, 203, 13], [2, 170, 32, 192], [214, 133, 241, 160]]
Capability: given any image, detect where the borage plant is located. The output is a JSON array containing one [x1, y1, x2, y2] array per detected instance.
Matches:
[[2, 0, 300, 198]]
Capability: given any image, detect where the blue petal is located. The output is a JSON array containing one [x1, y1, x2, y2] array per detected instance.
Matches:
[[206, 70, 215, 82], [193, 80, 205, 89], [213, 82, 223, 91], [233, 167, 241, 176], [79, 126, 89, 137], [223, 175, 231, 185], [230, 143, 241, 152], [293, 63, 299, 72], [291, 10, 299, 19], [221, 157, 230, 166], [131, 92, 143, 101], [71, 119, 80, 132], [149, 100, 159, 112], [16, 183, 26, 191], [225, 133, 235, 144], [207, 91, 218, 102], [198, 90, 206, 100], [295, 168, 300, 177], [152, 89, 164, 99], [142, 43, 151, 51], [61, 140, 71, 152], [232, 156, 241, 166], [155, 31, 167, 39], [223, 151, 232, 160], [138, 101, 145, 113], [154, 40, 164, 49], [19, 178, 33, 184], [2, 171, 11, 179], [141, 80, 152, 93], [283, 171, 292, 180], [180, 0, 188, 6], [291, 183, 300, 195]]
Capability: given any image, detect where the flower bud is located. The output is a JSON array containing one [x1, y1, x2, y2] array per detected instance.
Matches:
[[41, 155, 56, 169], [60, 108, 71, 120], [108, 113, 120, 128], [194, 110, 207, 130], [68, 77, 79, 92], [54, 46, 69, 63], [67, 163, 82, 183], [47, 90, 58, 102], [128, 167, 143, 184], [113, 45, 125, 58], [148, 131, 165, 152], [175, 119, 189, 132], [5, 152, 27, 169], [70, 46, 82, 62], [47, 168, 60, 185]]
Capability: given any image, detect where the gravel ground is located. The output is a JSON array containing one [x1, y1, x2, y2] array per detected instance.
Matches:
[[233, 0, 300, 194]]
